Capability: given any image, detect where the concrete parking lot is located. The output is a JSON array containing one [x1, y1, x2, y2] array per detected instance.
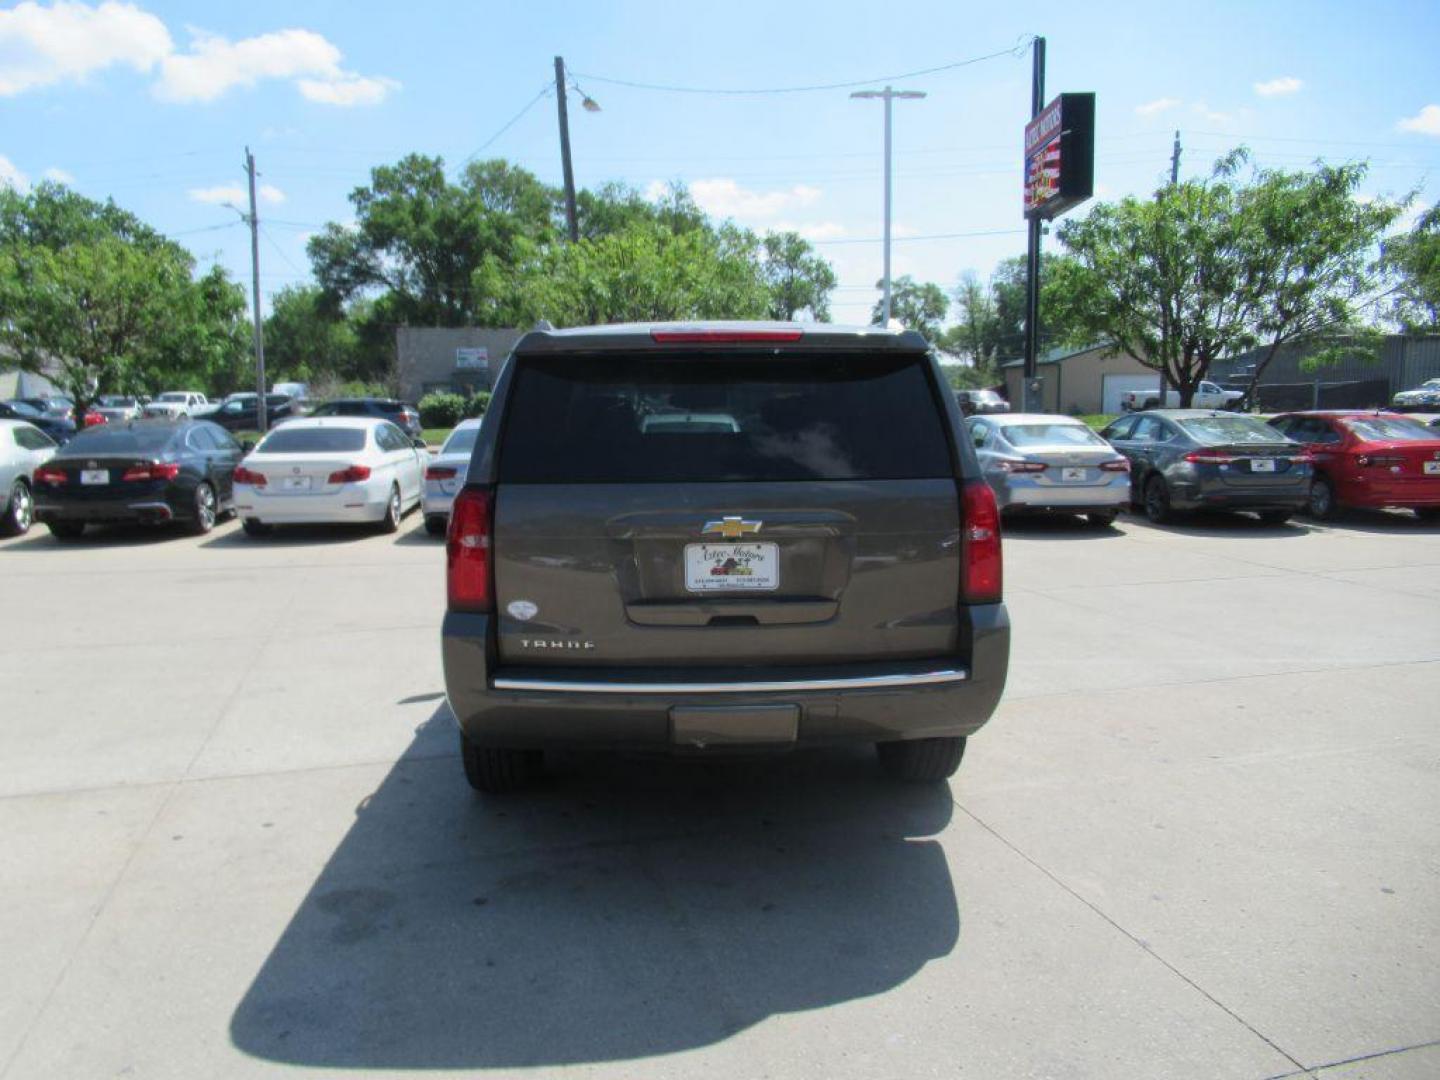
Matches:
[[1, 509, 1438, 1079]]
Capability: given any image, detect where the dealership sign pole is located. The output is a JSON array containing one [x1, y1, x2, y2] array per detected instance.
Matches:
[[1020, 40, 1095, 411]]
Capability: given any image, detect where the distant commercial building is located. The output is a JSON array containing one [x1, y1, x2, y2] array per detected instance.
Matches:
[[394, 327, 524, 403], [1000, 343, 1155, 415]]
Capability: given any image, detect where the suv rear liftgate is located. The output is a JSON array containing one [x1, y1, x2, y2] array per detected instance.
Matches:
[[442, 324, 1010, 791]]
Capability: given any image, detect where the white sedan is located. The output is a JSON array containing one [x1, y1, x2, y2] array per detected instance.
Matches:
[[421, 418, 482, 536], [1, 419, 58, 536], [232, 417, 425, 536]]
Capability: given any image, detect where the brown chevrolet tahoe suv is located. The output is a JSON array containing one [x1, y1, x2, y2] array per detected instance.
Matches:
[[441, 322, 1010, 792]]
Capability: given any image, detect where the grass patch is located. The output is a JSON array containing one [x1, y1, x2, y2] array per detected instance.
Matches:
[[422, 428, 453, 447], [1077, 414, 1117, 431]]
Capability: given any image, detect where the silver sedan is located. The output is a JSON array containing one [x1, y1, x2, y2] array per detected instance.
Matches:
[[1, 419, 58, 536], [966, 414, 1131, 526], [421, 418, 482, 536]]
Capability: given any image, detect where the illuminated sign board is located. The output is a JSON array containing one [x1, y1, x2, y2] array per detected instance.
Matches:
[[1023, 92, 1095, 220]]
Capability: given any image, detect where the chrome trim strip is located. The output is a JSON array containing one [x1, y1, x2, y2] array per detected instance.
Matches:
[[492, 669, 968, 694]]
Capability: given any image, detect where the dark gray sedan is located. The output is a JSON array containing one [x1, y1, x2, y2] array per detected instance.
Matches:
[[1101, 410, 1311, 525]]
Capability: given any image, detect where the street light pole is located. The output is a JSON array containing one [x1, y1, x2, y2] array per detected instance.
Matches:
[[851, 86, 925, 325], [244, 147, 267, 433]]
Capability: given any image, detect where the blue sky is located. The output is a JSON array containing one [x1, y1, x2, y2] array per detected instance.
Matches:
[[3, 0, 1439, 325]]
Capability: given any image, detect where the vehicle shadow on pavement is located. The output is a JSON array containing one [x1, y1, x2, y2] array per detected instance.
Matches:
[[1001, 515, 1126, 540], [1119, 511, 1315, 539], [0, 520, 225, 551], [201, 523, 390, 548], [1311, 509, 1440, 535], [230, 706, 959, 1069]]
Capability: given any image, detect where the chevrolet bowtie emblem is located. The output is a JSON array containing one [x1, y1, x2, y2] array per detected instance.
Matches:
[[702, 516, 762, 539]]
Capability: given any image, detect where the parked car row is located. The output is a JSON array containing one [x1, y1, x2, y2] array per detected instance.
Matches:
[[966, 408, 1440, 526]]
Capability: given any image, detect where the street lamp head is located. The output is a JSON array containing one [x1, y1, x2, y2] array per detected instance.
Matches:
[[581, 94, 601, 113], [850, 90, 883, 100], [894, 91, 927, 100]]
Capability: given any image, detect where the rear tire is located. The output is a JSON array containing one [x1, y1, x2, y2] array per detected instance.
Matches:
[[424, 514, 448, 537], [188, 482, 217, 535], [2, 479, 32, 536], [47, 520, 85, 541], [1087, 509, 1120, 527], [1307, 475, 1343, 521], [1143, 475, 1173, 524], [1256, 509, 1292, 526], [378, 485, 401, 534], [1417, 508, 1440, 523], [460, 734, 541, 794], [877, 736, 966, 783], [241, 518, 272, 537]]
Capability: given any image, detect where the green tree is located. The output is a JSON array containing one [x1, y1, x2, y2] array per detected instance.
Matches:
[[1383, 201, 1440, 331], [263, 285, 360, 383], [575, 181, 707, 240], [872, 276, 948, 340], [759, 231, 837, 321], [308, 155, 558, 327]]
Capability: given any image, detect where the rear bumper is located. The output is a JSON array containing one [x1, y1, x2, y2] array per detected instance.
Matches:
[[421, 484, 459, 517], [1337, 479, 1440, 509], [442, 603, 1010, 750], [235, 484, 389, 524], [34, 494, 182, 524], [995, 475, 1129, 514], [1170, 481, 1310, 512]]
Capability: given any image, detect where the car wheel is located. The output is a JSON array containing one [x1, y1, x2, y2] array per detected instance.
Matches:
[[189, 482, 217, 535], [241, 518, 272, 537], [424, 514, 448, 536], [460, 734, 542, 794], [1143, 475, 1173, 524], [2, 479, 33, 536], [1087, 509, 1120, 527], [877, 737, 966, 783], [1307, 475, 1343, 521], [378, 485, 402, 533], [47, 520, 86, 541], [1256, 509, 1292, 526]]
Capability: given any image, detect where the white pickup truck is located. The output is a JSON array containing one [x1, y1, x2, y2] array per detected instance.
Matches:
[[1121, 380, 1244, 412], [143, 391, 211, 418]]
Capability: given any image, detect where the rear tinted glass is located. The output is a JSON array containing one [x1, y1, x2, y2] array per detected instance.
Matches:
[[256, 427, 367, 453], [441, 426, 480, 455], [1178, 416, 1288, 444], [1001, 423, 1108, 448], [60, 426, 177, 455], [499, 354, 952, 483], [1343, 417, 1433, 442]]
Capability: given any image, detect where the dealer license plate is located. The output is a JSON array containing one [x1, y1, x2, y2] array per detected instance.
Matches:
[[684, 542, 779, 592], [80, 469, 109, 485], [282, 476, 312, 491], [1424, 461, 1440, 475], [1250, 458, 1276, 472], [1061, 467, 1087, 482]]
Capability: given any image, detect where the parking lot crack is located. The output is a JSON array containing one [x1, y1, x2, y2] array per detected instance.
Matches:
[[953, 799, 1314, 1077]]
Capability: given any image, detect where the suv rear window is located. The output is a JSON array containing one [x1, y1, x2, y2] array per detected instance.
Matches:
[[498, 354, 952, 483]]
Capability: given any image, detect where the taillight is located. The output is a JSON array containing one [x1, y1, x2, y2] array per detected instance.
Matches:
[[1356, 454, 1403, 468], [1099, 459, 1130, 472], [121, 461, 180, 482], [960, 479, 1002, 604], [650, 328, 805, 344], [997, 460, 1047, 473], [448, 486, 494, 612], [1184, 449, 1239, 464], [83, 412, 107, 427], [34, 465, 67, 485], [425, 465, 458, 480], [233, 465, 267, 487], [327, 465, 372, 483]]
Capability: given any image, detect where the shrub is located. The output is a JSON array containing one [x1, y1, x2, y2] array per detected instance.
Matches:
[[419, 392, 466, 429], [464, 391, 492, 418]]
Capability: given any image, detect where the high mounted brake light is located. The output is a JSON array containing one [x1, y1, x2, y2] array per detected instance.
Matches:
[[649, 329, 805, 344]]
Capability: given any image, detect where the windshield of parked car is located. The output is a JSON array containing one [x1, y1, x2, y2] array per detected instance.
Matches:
[[99, 396, 136, 406], [255, 427, 367, 453], [59, 426, 176, 455], [440, 426, 480, 456], [158, 392, 188, 402], [5, 400, 44, 418], [1178, 416, 1288, 444], [1343, 417, 1435, 441], [1000, 423, 1108, 449]]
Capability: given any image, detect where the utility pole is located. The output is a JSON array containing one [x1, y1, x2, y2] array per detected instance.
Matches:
[[555, 56, 579, 242], [851, 86, 926, 325], [244, 147, 267, 433], [1170, 129, 1182, 185], [1021, 36, 1046, 411]]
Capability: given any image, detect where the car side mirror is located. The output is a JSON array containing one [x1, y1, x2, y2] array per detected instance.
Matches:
[[240, 440, 255, 453], [412, 437, 428, 450]]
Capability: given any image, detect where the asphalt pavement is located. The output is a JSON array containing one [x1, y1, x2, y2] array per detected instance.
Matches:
[[1, 508, 1437, 1079]]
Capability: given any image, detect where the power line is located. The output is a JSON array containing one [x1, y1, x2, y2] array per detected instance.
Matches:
[[168, 221, 243, 237], [572, 40, 1032, 96], [460, 83, 553, 166], [259, 225, 309, 278]]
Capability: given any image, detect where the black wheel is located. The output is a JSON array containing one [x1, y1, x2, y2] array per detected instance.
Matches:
[[460, 734, 542, 794], [1307, 475, 1343, 521], [2, 479, 33, 537], [1256, 509, 1292, 526], [877, 737, 967, 783], [47, 520, 86, 541], [424, 514, 448, 536], [1087, 508, 1120, 527], [1143, 475, 1173, 524], [241, 518, 272, 537], [378, 485, 401, 534], [188, 482, 217, 535]]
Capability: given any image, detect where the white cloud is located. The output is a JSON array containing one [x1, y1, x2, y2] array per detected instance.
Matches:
[[0, 0, 172, 97], [1397, 104, 1440, 136], [1190, 101, 1234, 125], [297, 72, 397, 106], [1254, 76, 1302, 97], [1135, 97, 1182, 117], [188, 182, 285, 206], [770, 221, 846, 242], [690, 178, 822, 221], [0, 155, 31, 192], [42, 166, 75, 183]]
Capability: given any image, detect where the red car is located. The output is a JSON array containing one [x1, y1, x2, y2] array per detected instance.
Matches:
[[1269, 411, 1440, 520]]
